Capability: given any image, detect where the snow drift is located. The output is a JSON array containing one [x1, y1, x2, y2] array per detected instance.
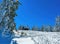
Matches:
[[11, 30, 60, 44]]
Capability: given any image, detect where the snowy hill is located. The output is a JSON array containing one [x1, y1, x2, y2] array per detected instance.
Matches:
[[11, 30, 60, 44]]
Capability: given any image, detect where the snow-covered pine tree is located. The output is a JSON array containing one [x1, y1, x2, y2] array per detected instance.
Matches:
[[53, 16, 60, 32], [55, 16, 60, 32], [0, 0, 20, 38], [32, 26, 40, 31], [40, 25, 45, 31], [45, 25, 53, 32]]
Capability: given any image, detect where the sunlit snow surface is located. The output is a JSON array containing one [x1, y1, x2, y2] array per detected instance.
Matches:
[[11, 30, 60, 44]]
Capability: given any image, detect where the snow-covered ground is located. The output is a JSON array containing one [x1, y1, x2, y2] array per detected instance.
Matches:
[[11, 30, 60, 44]]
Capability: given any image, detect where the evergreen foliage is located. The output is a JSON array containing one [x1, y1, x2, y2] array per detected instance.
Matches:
[[0, 0, 20, 38]]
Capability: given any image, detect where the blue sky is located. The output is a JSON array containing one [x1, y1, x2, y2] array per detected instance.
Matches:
[[0, 0, 60, 28], [15, 0, 60, 29]]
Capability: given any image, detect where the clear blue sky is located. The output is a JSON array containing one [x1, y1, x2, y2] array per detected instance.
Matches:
[[15, 0, 60, 28]]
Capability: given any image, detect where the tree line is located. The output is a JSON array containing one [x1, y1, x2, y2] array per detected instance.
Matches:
[[18, 16, 60, 32]]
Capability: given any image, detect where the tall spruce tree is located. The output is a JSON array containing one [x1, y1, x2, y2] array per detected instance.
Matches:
[[40, 25, 45, 31], [53, 16, 60, 32], [55, 16, 60, 32], [0, 0, 20, 38]]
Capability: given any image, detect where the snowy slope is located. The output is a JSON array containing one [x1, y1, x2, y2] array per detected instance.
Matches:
[[11, 30, 60, 44]]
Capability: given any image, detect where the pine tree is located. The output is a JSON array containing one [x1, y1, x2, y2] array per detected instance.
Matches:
[[32, 26, 40, 31], [0, 0, 20, 38], [40, 25, 45, 31], [45, 25, 53, 32], [53, 16, 60, 32], [55, 16, 60, 32]]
